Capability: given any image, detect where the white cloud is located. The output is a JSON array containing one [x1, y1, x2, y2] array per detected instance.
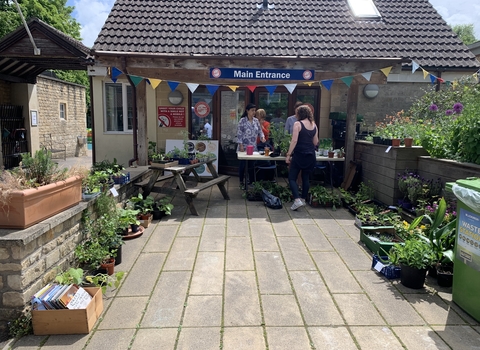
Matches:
[[429, 0, 480, 40], [70, 0, 115, 47]]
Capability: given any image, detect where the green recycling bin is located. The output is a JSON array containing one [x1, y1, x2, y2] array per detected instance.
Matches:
[[446, 178, 480, 322]]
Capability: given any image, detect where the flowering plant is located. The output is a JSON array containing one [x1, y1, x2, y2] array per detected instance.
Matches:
[[397, 169, 442, 207], [372, 110, 420, 141]]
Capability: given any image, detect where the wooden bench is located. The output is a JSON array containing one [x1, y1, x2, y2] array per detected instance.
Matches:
[[134, 173, 175, 194], [184, 175, 230, 215], [41, 133, 66, 160]]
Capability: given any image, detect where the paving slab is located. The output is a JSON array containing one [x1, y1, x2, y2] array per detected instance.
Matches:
[[189, 251, 224, 295], [222, 326, 265, 350], [182, 295, 222, 327], [277, 236, 317, 271], [349, 326, 404, 349], [265, 327, 311, 350], [130, 328, 178, 350], [262, 295, 304, 326], [225, 236, 254, 270], [308, 326, 357, 350], [255, 252, 292, 294], [175, 327, 221, 350], [224, 271, 262, 326]]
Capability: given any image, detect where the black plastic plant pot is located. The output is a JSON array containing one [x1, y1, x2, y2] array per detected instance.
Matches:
[[400, 264, 427, 289], [131, 224, 140, 233]]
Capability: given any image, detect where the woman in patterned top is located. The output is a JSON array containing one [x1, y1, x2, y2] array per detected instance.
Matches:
[[237, 103, 265, 187]]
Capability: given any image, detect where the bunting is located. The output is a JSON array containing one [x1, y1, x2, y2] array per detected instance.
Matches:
[[167, 81, 180, 91], [411, 60, 420, 74], [361, 71, 373, 81], [265, 86, 277, 95], [148, 79, 162, 89], [107, 61, 477, 97], [283, 84, 297, 94], [129, 75, 143, 87], [321, 79, 334, 91], [111, 67, 123, 83], [380, 66, 392, 77], [340, 76, 354, 88], [206, 85, 219, 95], [185, 83, 199, 93]]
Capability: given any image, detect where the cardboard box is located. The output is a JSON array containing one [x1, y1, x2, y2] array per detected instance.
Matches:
[[32, 287, 103, 335], [139, 214, 153, 228]]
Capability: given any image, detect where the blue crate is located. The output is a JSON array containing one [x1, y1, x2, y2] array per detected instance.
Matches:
[[371, 255, 401, 279]]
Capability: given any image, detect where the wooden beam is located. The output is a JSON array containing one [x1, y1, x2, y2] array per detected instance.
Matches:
[[136, 80, 148, 166], [345, 81, 359, 180]]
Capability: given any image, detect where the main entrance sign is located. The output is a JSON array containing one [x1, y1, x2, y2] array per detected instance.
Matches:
[[210, 68, 314, 81]]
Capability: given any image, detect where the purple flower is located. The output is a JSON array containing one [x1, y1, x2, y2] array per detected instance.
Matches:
[[453, 103, 463, 114], [445, 109, 453, 116], [429, 104, 438, 112]]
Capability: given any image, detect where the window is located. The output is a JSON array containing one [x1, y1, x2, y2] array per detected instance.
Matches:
[[105, 82, 134, 132], [59, 103, 66, 120], [347, 0, 381, 20]]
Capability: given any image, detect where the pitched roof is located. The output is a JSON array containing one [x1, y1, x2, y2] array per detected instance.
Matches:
[[93, 0, 479, 70], [0, 18, 92, 83]]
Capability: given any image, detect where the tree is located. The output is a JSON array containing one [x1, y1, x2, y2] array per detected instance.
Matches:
[[452, 24, 477, 46]]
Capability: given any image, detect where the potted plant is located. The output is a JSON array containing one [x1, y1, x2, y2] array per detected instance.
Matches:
[[386, 236, 437, 289], [0, 149, 84, 229], [308, 185, 339, 208], [117, 207, 141, 234], [82, 170, 109, 199], [127, 193, 155, 227], [152, 197, 174, 219]]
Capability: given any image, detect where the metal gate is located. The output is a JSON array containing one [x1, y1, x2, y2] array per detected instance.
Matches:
[[1, 105, 28, 169]]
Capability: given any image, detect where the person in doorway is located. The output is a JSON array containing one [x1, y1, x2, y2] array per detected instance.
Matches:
[[203, 118, 212, 138], [285, 101, 304, 135], [285, 105, 319, 210], [237, 103, 266, 188]]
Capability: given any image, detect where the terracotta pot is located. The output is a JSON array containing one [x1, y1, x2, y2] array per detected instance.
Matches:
[[327, 151, 335, 158], [0, 176, 82, 229], [392, 138, 401, 147], [404, 137, 413, 147], [100, 258, 115, 275]]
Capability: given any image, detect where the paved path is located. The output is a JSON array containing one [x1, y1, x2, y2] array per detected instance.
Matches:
[[4, 169, 480, 349]]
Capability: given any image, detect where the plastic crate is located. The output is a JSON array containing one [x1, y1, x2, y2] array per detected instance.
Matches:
[[371, 255, 401, 279]]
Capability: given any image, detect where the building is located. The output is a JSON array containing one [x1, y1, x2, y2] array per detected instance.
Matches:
[[90, 0, 479, 174]]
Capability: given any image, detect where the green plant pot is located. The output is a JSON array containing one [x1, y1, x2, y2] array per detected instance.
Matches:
[[360, 226, 402, 255]]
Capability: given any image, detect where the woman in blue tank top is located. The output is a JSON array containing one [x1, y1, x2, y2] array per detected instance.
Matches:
[[285, 105, 319, 210]]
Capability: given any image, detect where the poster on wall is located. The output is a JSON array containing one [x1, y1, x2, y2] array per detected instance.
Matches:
[[166, 139, 219, 177], [158, 106, 186, 127]]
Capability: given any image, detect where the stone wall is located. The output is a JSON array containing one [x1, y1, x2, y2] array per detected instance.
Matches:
[[37, 76, 86, 158], [0, 170, 149, 340], [0, 81, 11, 104]]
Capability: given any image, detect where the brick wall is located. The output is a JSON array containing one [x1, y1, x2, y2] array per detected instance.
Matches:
[[37, 76, 86, 158]]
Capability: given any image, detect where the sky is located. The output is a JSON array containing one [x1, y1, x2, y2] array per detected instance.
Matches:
[[67, 0, 480, 48]]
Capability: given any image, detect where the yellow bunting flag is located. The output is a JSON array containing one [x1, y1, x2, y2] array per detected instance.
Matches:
[[228, 86, 239, 92], [303, 82, 314, 86], [148, 79, 162, 89], [422, 69, 429, 79], [380, 66, 392, 77], [452, 80, 458, 90]]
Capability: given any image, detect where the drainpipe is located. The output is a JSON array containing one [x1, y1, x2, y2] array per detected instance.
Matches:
[[89, 75, 96, 164], [123, 57, 138, 167]]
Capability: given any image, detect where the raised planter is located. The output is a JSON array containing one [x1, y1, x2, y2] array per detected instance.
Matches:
[[360, 226, 403, 255], [0, 176, 82, 229]]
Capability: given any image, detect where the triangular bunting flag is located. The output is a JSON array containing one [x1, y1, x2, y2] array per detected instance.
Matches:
[[148, 79, 162, 89], [227, 85, 239, 92], [446, 81, 451, 87], [452, 81, 458, 90], [111, 67, 122, 83], [380, 66, 392, 77], [129, 75, 143, 87], [411, 61, 420, 74], [321, 79, 334, 91], [340, 76, 354, 88], [429, 74, 436, 85], [167, 81, 180, 91], [422, 69, 429, 79], [473, 73, 478, 81], [186, 83, 199, 93], [284, 84, 297, 94], [437, 77, 445, 84], [265, 85, 277, 95], [361, 71, 373, 81], [206, 85, 219, 96], [204, 98, 212, 104], [247, 86, 257, 93], [303, 82, 314, 86]]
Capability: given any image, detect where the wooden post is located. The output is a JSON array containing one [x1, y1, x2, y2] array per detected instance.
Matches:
[[345, 82, 359, 180], [136, 80, 148, 166]]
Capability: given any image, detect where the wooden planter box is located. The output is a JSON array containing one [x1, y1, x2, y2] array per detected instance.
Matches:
[[0, 176, 82, 229], [32, 287, 103, 335], [360, 226, 403, 255]]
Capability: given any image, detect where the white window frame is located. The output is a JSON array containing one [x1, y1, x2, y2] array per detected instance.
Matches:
[[59, 102, 67, 120], [347, 0, 381, 20], [104, 81, 133, 133]]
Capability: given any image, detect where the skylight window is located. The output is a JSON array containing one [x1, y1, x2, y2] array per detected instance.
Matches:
[[347, 0, 381, 20]]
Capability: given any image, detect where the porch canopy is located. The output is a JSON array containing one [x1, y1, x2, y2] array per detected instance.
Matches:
[[0, 17, 91, 84]]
